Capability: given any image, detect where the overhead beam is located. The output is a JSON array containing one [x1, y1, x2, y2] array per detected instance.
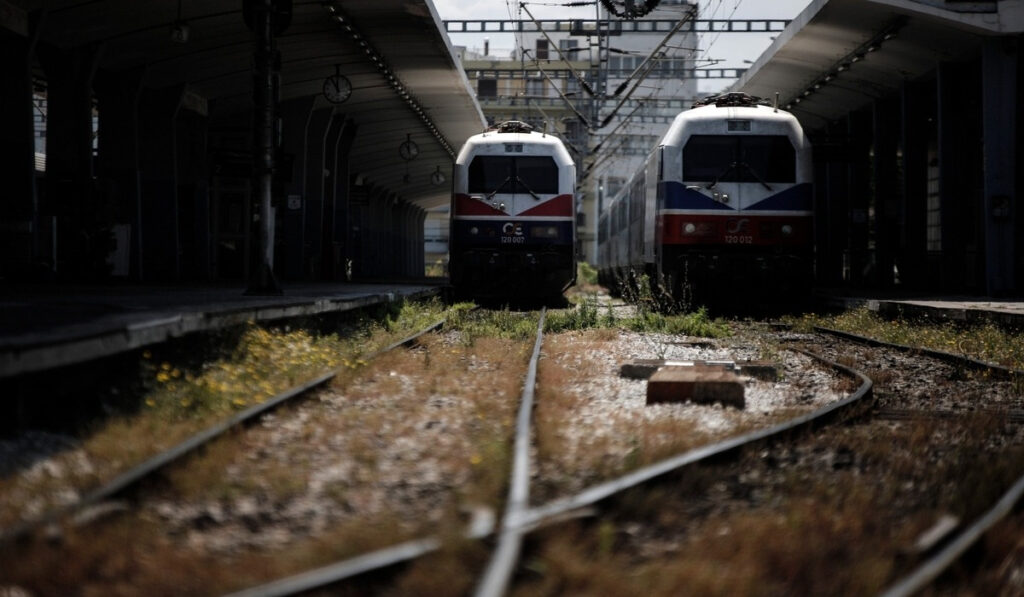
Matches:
[[444, 19, 790, 34], [477, 96, 698, 109], [470, 68, 746, 79]]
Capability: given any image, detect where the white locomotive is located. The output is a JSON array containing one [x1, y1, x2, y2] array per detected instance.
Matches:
[[449, 121, 577, 299], [597, 93, 814, 310]]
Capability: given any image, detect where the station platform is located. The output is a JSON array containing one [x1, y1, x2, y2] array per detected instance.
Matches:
[[817, 291, 1024, 330], [0, 282, 443, 379]]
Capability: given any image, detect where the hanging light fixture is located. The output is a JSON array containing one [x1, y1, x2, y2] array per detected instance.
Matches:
[[170, 0, 190, 43], [431, 166, 446, 186]]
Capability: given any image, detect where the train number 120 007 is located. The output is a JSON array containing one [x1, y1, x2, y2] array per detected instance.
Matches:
[[724, 235, 753, 244]]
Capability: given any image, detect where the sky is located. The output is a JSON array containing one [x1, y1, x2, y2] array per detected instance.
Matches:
[[433, 0, 815, 93]]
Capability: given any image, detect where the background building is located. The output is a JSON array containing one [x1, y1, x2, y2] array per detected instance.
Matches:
[[455, 0, 704, 263]]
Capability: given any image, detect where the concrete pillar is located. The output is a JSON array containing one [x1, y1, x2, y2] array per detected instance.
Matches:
[[94, 71, 143, 279], [317, 112, 347, 280], [375, 192, 389, 278], [873, 97, 901, 288], [937, 60, 984, 292], [816, 118, 850, 287], [981, 37, 1018, 296], [0, 26, 38, 277], [37, 43, 102, 278], [405, 204, 414, 277], [138, 86, 184, 281], [899, 78, 934, 289], [401, 201, 413, 276], [302, 106, 335, 279], [277, 96, 315, 280], [415, 206, 426, 277], [379, 192, 394, 277], [175, 104, 210, 281], [847, 108, 873, 287], [327, 121, 357, 281]]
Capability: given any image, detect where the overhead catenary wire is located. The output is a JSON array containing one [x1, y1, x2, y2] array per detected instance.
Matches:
[[610, 3, 696, 97], [522, 49, 593, 128], [519, 2, 595, 97], [591, 100, 645, 152], [596, 8, 696, 128]]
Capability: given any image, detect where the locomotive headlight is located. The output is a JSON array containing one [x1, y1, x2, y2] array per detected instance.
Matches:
[[470, 226, 479, 235], [780, 224, 793, 236], [683, 223, 697, 235], [530, 226, 559, 239]]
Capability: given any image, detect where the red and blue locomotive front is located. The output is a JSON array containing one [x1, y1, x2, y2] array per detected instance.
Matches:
[[450, 128, 576, 298]]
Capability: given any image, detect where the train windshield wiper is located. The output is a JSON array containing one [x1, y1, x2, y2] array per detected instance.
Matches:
[[485, 176, 512, 200], [737, 162, 773, 191], [515, 176, 542, 201], [705, 162, 737, 190]]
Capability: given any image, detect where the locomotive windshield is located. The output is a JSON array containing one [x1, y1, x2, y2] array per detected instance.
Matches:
[[468, 156, 559, 195], [683, 135, 796, 183]]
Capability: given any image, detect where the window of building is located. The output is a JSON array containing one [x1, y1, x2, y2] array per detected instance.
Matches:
[[477, 78, 497, 97], [477, 78, 497, 98], [566, 76, 580, 96], [536, 39, 549, 60], [559, 39, 578, 56], [525, 78, 546, 97]]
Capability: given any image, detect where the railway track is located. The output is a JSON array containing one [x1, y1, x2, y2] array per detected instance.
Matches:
[[3, 308, 1021, 595], [0, 319, 445, 546], [216, 317, 877, 596], [809, 326, 1024, 597]]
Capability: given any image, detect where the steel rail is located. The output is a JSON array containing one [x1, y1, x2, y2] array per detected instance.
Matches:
[[215, 342, 872, 596], [475, 308, 547, 597], [517, 348, 872, 530], [217, 309, 547, 597], [222, 537, 442, 597], [878, 471, 1024, 597], [813, 326, 1023, 380], [0, 319, 445, 546]]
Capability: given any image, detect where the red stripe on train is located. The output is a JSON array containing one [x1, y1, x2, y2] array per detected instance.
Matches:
[[453, 194, 508, 216], [660, 213, 812, 246], [453, 193, 573, 217]]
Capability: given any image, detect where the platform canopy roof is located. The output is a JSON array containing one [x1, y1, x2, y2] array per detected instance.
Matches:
[[6, 0, 485, 209], [734, 0, 1024, 132]]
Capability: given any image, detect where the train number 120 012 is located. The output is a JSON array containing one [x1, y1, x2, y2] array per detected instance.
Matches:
[[724, 235, 753, 244]]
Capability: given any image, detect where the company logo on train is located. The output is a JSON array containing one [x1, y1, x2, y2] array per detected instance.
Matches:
[[450, 120, 577, 299], [596, 92, 813, 308]]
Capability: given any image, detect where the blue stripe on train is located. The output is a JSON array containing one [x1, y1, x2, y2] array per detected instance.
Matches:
[[660, 181, 813, 211], [745, 183, 813, 211], [661, 181, 734, 210]]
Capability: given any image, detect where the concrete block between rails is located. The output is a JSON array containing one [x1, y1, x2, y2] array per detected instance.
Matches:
[[622, 359, 778, 382], [646, 366, 745, 409]]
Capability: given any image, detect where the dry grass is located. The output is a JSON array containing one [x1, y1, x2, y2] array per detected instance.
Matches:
[[1, 326, 534, 595], [0, 300, 449, 529], [515, 408, 1024, 597], [791, 307, 1024, 373], [0, 509, 422, 596]]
